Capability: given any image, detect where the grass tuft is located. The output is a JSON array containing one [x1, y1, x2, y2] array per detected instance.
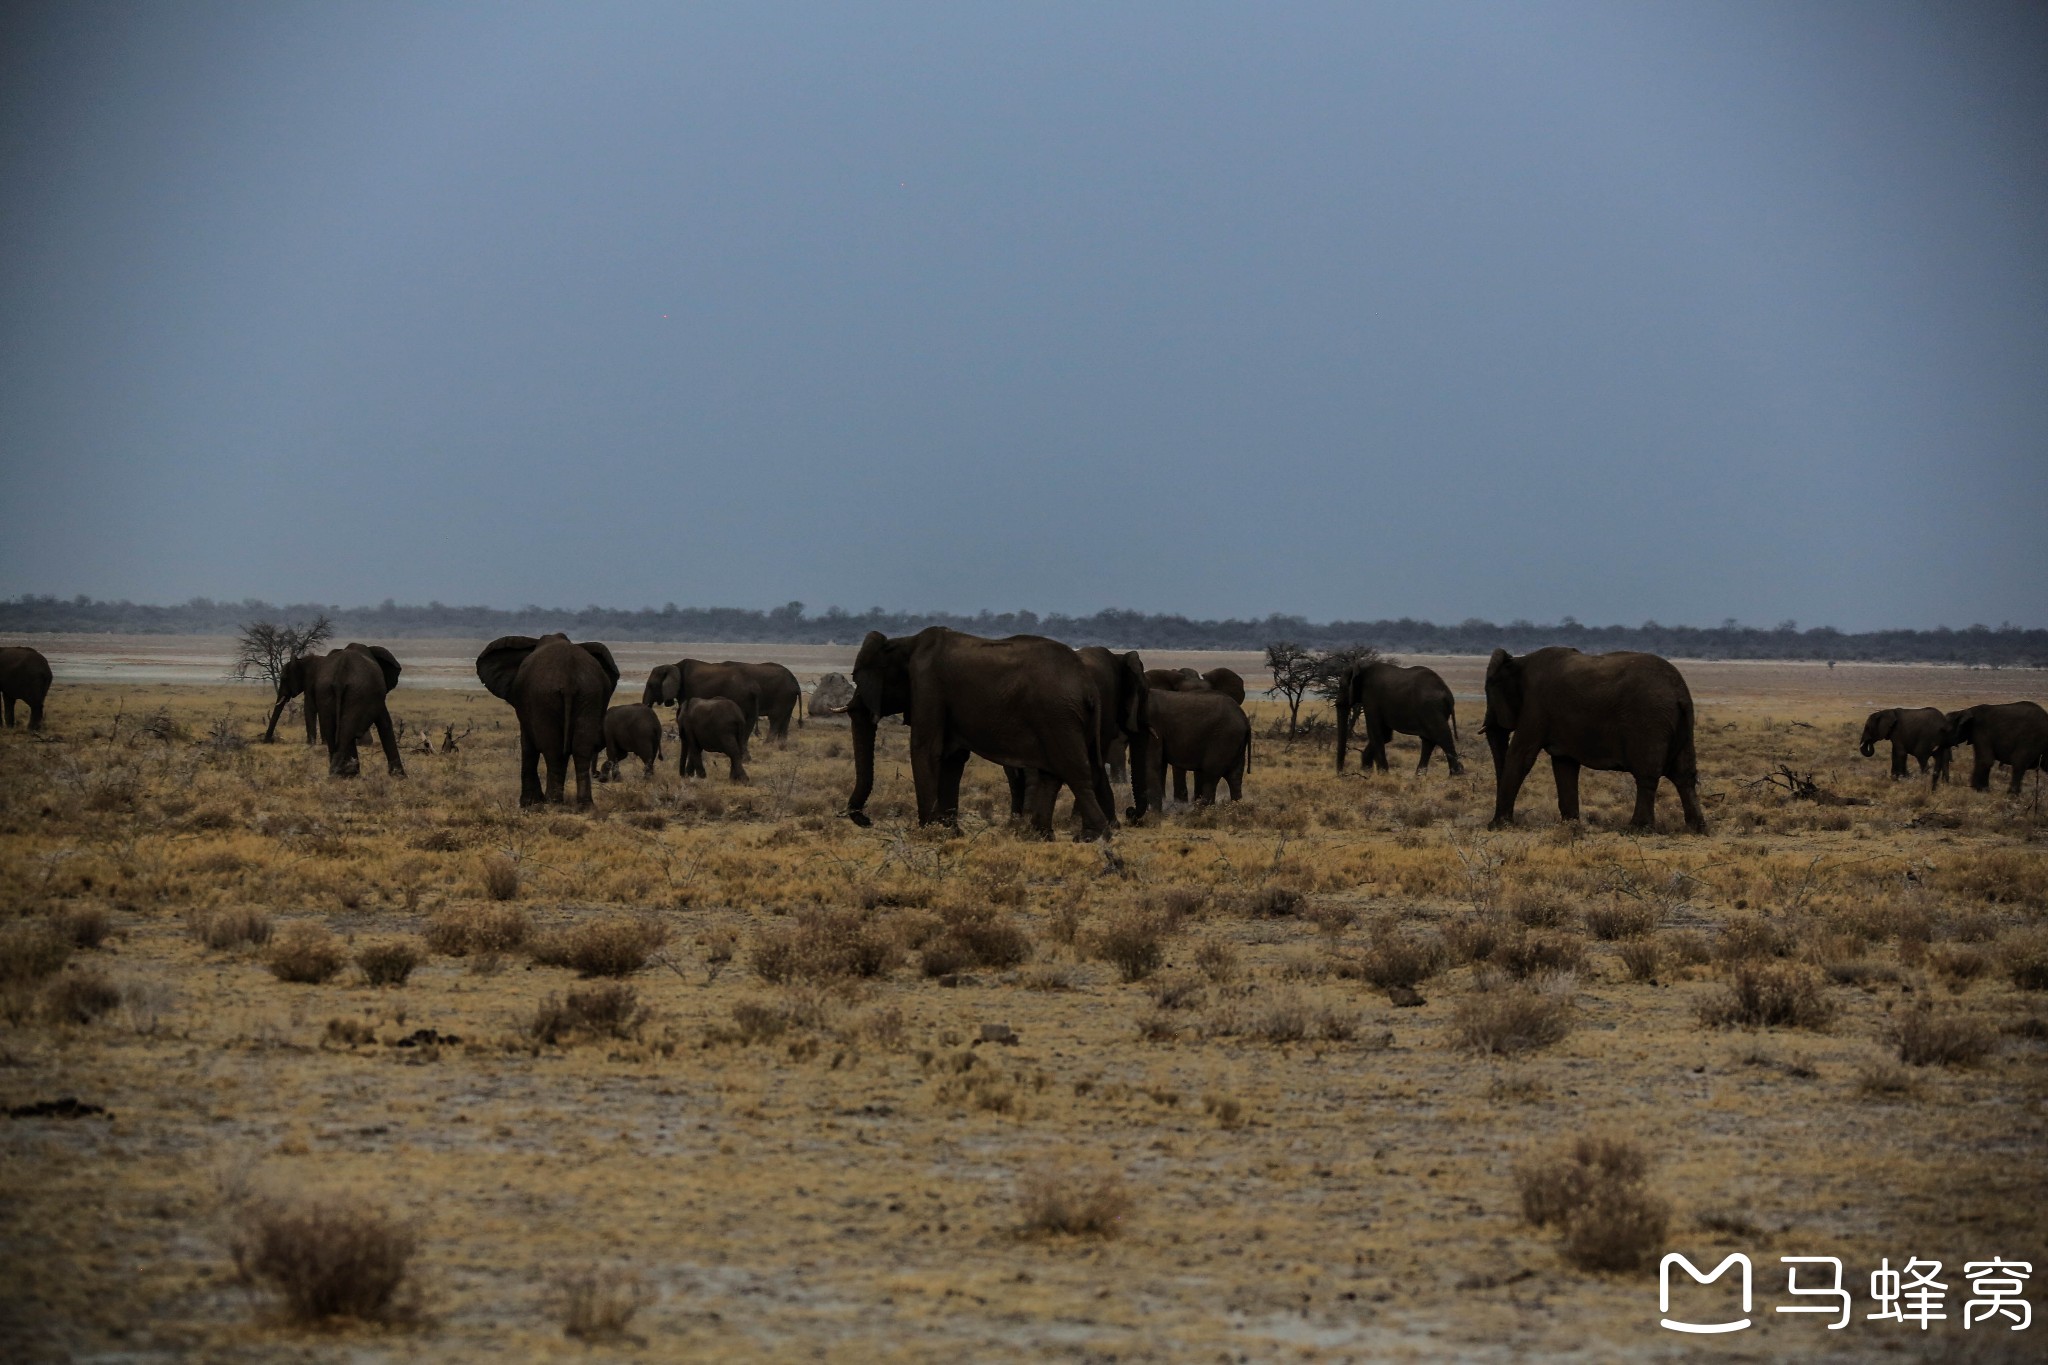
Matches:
[[231, 1193, 419, 1324]]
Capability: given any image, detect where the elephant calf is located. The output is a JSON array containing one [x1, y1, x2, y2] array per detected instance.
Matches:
[[1858, 706, 1952, 786], [1145, 689, 1250, 810], [0, 646, 53, 731], [680, 697, 750, 781], [599, 703, 663, 780], [1944, 701, 2048, 794]]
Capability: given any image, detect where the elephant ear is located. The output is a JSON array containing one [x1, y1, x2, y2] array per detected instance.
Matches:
[[579, 642, 621, 689], [276, 655, 309, 701], [361, 645, 402, 693], [475, 636, 539, 701], [1875, 709, 1899, 740], [1483, 649, 1521, 728], [1946, 708, 1976, 743], [853, 632, 890, 671], [1118, 652, 1149, 733]]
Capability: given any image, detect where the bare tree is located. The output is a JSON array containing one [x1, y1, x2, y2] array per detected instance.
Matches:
[[232, 614, 333, 691], [1264, 641, 1318, 738]]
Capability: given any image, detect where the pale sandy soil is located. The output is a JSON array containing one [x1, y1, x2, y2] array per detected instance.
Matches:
[[0, 663, 2044, 1363]]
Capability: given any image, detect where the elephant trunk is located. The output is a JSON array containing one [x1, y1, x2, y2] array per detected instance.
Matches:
[[845, 699, 878, 826], [1486, 723, 1510, 784]]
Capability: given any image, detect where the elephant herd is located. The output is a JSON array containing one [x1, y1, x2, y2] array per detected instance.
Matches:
[[3, 635, 2043, 834]]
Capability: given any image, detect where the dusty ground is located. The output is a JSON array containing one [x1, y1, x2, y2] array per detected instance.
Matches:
[[2, 655, 2045, 1362]]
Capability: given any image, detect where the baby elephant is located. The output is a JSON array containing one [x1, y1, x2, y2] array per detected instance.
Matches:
[[680, 697, 750, 781], [599, 703, 663, 780]]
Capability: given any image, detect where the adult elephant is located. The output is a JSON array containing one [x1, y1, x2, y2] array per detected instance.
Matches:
[[1145, 667, 1207, 692], [1144, 689, 1250, 809], [845, 627, 1112, 840], [680, 697, 751, 781], [599, 703, 663, 780], [1006, 646, 1151, 825], [1334, 660, 1462, 776], [0, 646, 53, 731], [1200, 667, 1247, 704], [1483, 647, 1706, 833], [476, 634, 620, 808], [1944, 701, 2048, 794], [642, 660, 768, 736], [313, 644, 404, 778], [1858, 707, 1952, 785]]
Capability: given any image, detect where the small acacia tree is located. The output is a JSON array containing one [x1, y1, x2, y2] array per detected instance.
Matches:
[[1264, 641, 1317, 738], [233, 614, 333, 692]]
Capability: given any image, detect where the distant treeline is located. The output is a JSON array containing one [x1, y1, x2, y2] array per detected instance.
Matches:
[[2, 595, 2044, 666]]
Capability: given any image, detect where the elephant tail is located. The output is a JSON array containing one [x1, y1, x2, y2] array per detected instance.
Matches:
[[797, 689, 805, 728], [1244, 725, 1253, 774], [562, 689, 576, 766]]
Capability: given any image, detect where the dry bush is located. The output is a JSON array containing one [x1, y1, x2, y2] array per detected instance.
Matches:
[[1441, 913, 1507, 966], [1201, 1092, 1246, 1128], [750, 908, 900, 984], [1856, 1056, 1919, 1098], [1152, 886, 1211, 921], [325, 1016, 377, 1046], [424, 904, 531, 957], [1927, 943, 1991, 986], [355, 939, 424, 987], [231, 1193, 418, 1324], [1618, 939, 1662, 983], [2000, 930, 2048, 991], [1147, 973, 1206, 1010], [530, 983, 647, 1045], [720, 993, 833, 1045], [1662, 930, 1712, 968], [53, 905, 112, 950], [554, 1267, 651, 1342], [1304, 900, 1357, 938], [1020, 965, 1073, 991], [1697, 962, 1835, 1030], [1585, 903, 1656, 941], [1349, 931, 1446, 990], [1016, 1162, 1133, 1238], [1887, 1007, 1996, 1068], [1506, 888, 1572, 928], [43, 968, 121, 1024], [531, 915, 669, 978], [1495, 930, 1588, 980], [1715, 914, 1794, 963], [1452, 980, 1573, 1055], [1090, 907, 1174, 983], [919, 902, 1033, 977], [1227, 887, 1304, 919], [1516, 1133, 1669, 1274], [1194, 938, 1240, 984], [266, 926, 347, 985], [189, 906, 273, 951], [1939, 847, 2047, 909], [478, 853, 521, 901], [0, 920, 72, 982]]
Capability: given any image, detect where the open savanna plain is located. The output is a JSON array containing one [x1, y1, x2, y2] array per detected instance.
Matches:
[[2, 655, 2046, 1362]]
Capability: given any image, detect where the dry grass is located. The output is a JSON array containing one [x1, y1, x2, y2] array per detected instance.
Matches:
[[531, 914, 669, 978], [424, 903, 532, 957], [231, 1193, 418, 1325], [1697, 961, 1836, 1030], [355, 938, 424, 987], [1016, 1161, 1133, 1238], [553, 1266, 652, 1342], [1887, 1006, 1997, 1068], [1516, 1134, 1669, 1273], [265, 925, 347, 984], [750, 908, 900, 983], [189, 906, 273, 951], [0, 920, 72, 982], [478, 852, 521, 901], [42, 967, 121, 1024], [1090, 906, 1175, 983], [529, 982, 647, 1045], [1451, 978, 1574, 1055]]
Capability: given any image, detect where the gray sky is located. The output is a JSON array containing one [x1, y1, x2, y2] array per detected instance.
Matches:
[[2, 1, 2043, 630]]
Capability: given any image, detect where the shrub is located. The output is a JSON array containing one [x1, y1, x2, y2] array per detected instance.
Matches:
[[1516, 1134, 1668, 1274], [1887, 1007, 1996, 1068], [554, 1267, 651, 1342], [1585, 903, 1656, 941], [919, 902, 1033, 977], [531, 915, 669, 978], [0, 921, 72, 982], [1618, 939, 1662, 983], [1715, 914, 1793, 963], [231, 1194, 418, 1324], [1697, 962, 1835, 1030], [1495, 931, 1588, 980], [1507, 890, 1572, 928], [1451, 981, 1573, 1056], [530, 984, 647, 1045], [43, 968, 121, 1024], [1194, 938, 1240, 984], [1441, 913, 1507, 966], [750, 909, 900, 984], [1350, 931, 1446, 990], [266, 926, 347, 984], [190, 906, 273, 952], [478, 853, 521, 901], [54, 906, 113, 950], [355, 939, 425, 987], [1939, 847, 2048, 909], [1016, 1162, 1132, 1238], [2001, 930, 2048, 991], [1090, 907, 1173, 983], [424, 904, 531, 957]]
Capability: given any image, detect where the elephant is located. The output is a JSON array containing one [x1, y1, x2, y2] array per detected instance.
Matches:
[[599, 703, 663, 780], [1857, 707, 1952, 785], [680, 697, 751, 781], [1006, 646, 1152, 826], [1145, 667, 1207, 692], [1483, 647, 1706, 833], [1143, 689, 1250, 809], [1334, 660, 1463, 776], [845, 627, 1113, 840], [1943, 701, 2048, 793], [263, 651, 336, 745], [1200, 667, 1247, 704], [642, 660, 779, 737], [810, 672, 856, 717], [0, 646, 52, 731], [314, 644, 405, 778], [475, 633, 620, 808]]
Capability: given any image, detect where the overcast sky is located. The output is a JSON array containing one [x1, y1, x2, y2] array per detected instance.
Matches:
[[2, 1, 2043, 630]]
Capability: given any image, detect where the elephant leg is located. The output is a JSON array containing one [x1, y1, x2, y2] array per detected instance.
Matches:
[[641, 752, 655, 778], [1193, 772, 1218, 805], [1226, 764, 1243, 802], [572, 752, 594, 808], [1416, 737, 1436, 774], [727, 746, 748, 782], [1972, 749, 1993, 791], [1628, 773, 1659, 830], [304, 698, 319, 745], [543, 745, 569, 804], [2010, 759, 2033, 796], [1090, 756, 1121, 831], [1005, 766, 1029, 819], [1676, 775, 1707, 834], [1, 695, 12, 726], [1023, 771, 1060, 839], [1891, 745, 1908, 779], [1172, 765, 1189, 804], [1551, 755, 1582, 822], [935, 749, 970, 828], [1490, 737, 1542, 828], [373, 710, 404, 777], [1913, 752, 1928, 775], [519, 734, 545, 807]]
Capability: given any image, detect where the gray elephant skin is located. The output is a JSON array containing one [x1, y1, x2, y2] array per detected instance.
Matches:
[[1484, 647, 1706, 833], [846, 627, 1113, 840], [1858, 707, 1952, 785], [1145, 688, 1250, 808], [1334, 660, 1462, 776], [262, 643, 404, 777], [1007, 646, 1152, 827], [0, 646, 52, 730], [681, 697, 751, 780], [599, 703, 663, 779], [476, 633, 620, 808], [1944, 701, 2048, 793], [644, 660, 801, 739]]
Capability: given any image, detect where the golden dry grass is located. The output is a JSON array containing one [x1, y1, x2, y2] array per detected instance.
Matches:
[[1, 670, 2045, 1360]]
